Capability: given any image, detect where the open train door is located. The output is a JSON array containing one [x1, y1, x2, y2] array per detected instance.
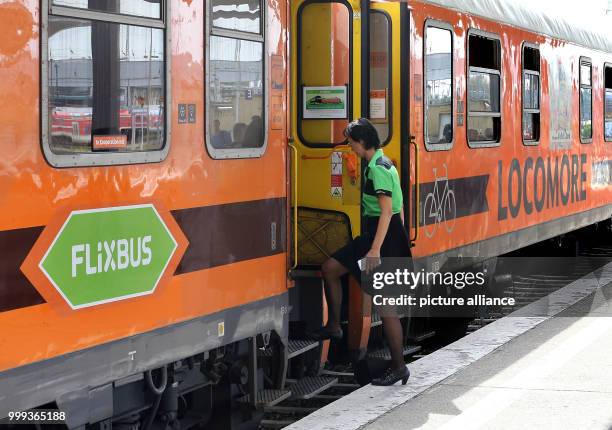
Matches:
[[288, 0, 366, 366], [288, 0, 412, 364]]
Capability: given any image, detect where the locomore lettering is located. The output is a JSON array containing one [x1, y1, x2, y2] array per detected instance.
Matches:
[[498, 154, 587, 220]]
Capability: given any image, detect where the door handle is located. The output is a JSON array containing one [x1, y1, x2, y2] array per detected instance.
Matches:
[[410, 135, 419, 245]]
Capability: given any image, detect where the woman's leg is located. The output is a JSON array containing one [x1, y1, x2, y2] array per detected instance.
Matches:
[[321, 257, 349, 331], [381, 316, 405, 370]]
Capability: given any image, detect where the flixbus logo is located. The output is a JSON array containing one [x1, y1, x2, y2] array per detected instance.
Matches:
[[38, 204, 180, 309], [70, 236, 153, 278]]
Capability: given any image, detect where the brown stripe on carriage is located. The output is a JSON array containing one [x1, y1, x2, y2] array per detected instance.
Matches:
[[0, 226, 46, 312], [173, 197, 287, 274], [0, 198, 286, 313]]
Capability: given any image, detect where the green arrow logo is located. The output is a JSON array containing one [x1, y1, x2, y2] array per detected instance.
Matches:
[[39, 205, 178, 309]]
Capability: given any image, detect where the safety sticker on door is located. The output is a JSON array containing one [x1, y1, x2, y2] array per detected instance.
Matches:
[[331, 151, 343, 197]]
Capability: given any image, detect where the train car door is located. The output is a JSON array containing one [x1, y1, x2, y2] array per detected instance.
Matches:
[[289, 1, 409, 356], [288, 0, 365, 360]]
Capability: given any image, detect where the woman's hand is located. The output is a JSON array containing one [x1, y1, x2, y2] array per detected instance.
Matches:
[[363, 248, 381, 274]]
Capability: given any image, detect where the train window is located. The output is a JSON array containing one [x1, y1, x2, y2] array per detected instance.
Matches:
[[42, 0, 169, 167], [206, 1, 266, 159], [467, 32, 501, 147], [52, 0, 161, 19], [522, 45, 541, 144], [605, 65, 612, 142], [369, 11, 392, 145], [424, 23, 453, 150], [298, 2, 351, 147], [211, 0, 261, 34], [580, 58, 593, 143]]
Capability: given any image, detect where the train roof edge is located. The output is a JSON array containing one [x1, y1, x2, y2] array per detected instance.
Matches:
[[417, 0, 612, 54]]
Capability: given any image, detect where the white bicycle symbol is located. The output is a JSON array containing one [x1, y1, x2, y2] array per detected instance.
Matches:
[[423, 164, 457, 238]]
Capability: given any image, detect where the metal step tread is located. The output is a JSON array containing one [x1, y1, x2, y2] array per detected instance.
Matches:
[[368, 344, 421, 360], [260, 339, 319, 359], [261, 419, 297, 429], [407, 330, 436, 343], [371, 312, 382, 327], [288, 339, 319, 359], [321, 369, 354, 378], [287, 376, 338, 400], [263, 405, 319, 414], [236, 389, 291, 408]]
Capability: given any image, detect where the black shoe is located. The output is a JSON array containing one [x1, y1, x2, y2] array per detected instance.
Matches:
[[307, 326, 343, 341], [371, 365, 410, 386]]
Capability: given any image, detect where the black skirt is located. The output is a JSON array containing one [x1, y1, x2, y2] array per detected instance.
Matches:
[[332, 214, 411, 281]]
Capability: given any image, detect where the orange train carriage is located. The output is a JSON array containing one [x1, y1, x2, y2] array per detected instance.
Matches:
[[0, 0, 610, 428]]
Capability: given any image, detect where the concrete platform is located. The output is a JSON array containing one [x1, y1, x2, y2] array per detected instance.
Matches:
[[286, 262, 612, 430]]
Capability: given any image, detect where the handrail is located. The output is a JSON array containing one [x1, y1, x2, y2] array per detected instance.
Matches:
[[410, 135, 419, 245], [288, 139, 299, 269]]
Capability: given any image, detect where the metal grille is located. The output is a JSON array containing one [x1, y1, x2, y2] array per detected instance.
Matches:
[[288, 339, 319, 359], [237, 389, 291, 407], [368, 345, 422, 361], [289, 376, 337, 400]]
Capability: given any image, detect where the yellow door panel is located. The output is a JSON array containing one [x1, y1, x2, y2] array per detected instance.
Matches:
[[291, 0, 364, 266]]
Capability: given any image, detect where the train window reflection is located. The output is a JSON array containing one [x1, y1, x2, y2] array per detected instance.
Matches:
[[211, 0, 261, 34], [53, 0, 161, 20], [208, 36, 264, 149], [369, 11, 391, 144], [425, 25, 453, 147], [467, 33, 501, 146], [298, 2, 350, 147], [468, 72, 499, 113], [47, 17, 165, 155], [522, 45, 540, 143], [580, 59, 592, 142], [604, 65, 612, 142]]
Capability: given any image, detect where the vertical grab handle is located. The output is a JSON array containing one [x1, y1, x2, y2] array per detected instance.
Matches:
[[410, 135, 419, 245], [288, 139, 299, 269]]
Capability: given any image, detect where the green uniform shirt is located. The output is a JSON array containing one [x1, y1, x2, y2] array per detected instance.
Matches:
[[362, 149, 403, 217]]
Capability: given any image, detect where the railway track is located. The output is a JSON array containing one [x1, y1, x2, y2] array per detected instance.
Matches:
[[260, 241, 612, 429]]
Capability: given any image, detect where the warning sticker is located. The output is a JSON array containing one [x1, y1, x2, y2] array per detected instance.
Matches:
[[331, 152, 343, 164], [331, 175, 343, 187], [331, 151, 344, 197]]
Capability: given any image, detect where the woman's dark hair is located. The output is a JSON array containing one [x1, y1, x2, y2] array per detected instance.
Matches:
[[344, 118, 381, 150]]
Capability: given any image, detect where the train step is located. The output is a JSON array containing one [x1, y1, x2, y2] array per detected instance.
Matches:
[[407, 330, 436, 343], [286, 376, 338, 400], [288, 339, 319, 359], [367, 345, 421, 361], [260, 419, 296, 429], [259, 339, 319, 360], [321, 368, 354, 378], [371, 312, 382, 327], [236, 389, 291, 409], [263, 405, 319, 414]]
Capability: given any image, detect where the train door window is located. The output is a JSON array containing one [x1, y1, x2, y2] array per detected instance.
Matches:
[[522, 44, 540, 144], [298, 2, 351, 147], [206, 0, 266, 159], [369, 11, 391, 144], [467, 31, 501, 147], [579, 58, 592, 143], [604, 64, 612, 142], [42, 0, 169, 167], [424, 22, 453, 150]]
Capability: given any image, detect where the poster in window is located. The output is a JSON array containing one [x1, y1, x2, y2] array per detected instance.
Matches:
[[303, 86, 347, 119], [370, 89, 387, 121]]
